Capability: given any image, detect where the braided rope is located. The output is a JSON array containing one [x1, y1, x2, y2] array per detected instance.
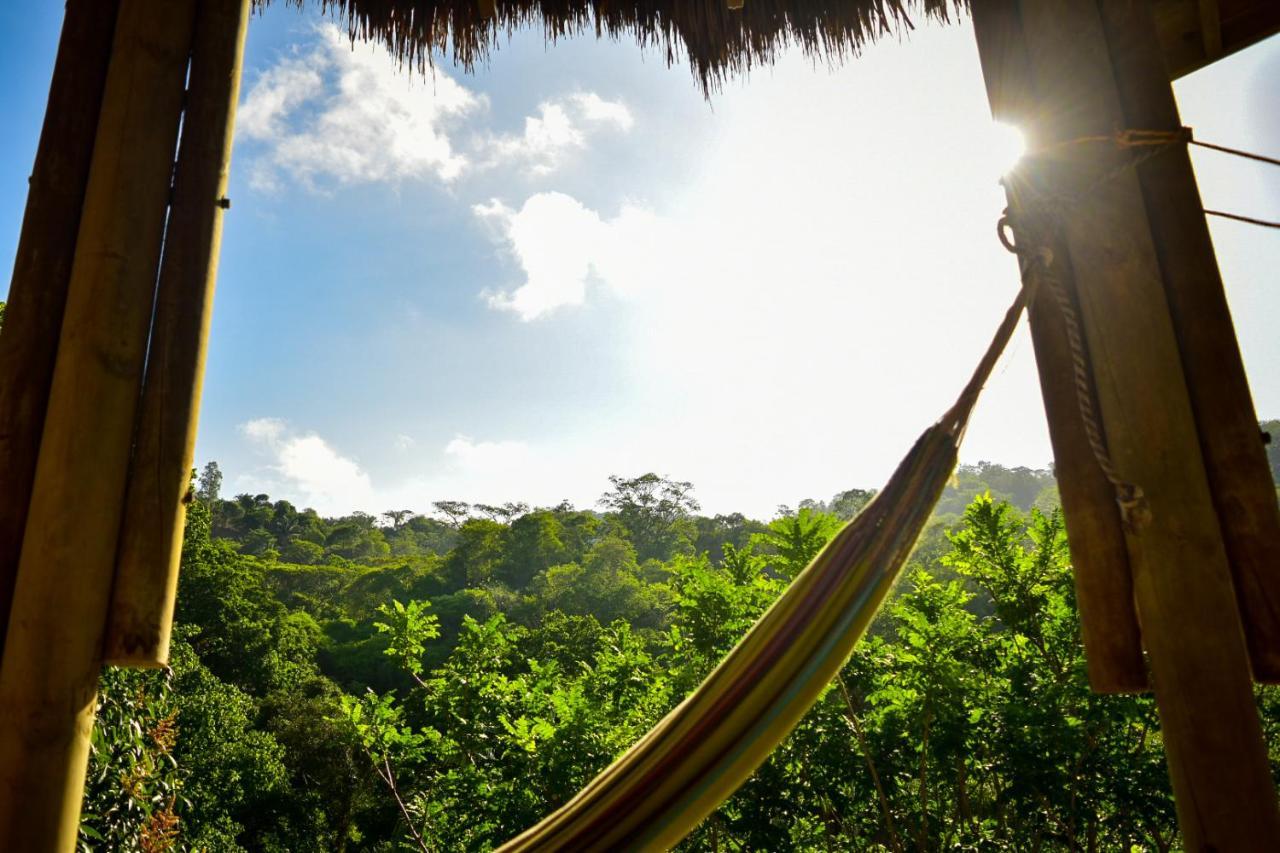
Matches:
[[1001, 123, 1277, 527], [997, 214, 1151, 532]]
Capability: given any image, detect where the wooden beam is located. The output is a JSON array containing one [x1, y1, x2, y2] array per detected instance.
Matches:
[[1017, 231, 1149, 693], [970, 0, 1146, 693], [1197, 0, 1224, 58], [0, 0, 120, 659], [1099, 0, 1280, 683], [1151, 0, 1280, 78], [972, 0, 1280, 846], [0, 1, 196, 847], [106, 0, 251, 667]]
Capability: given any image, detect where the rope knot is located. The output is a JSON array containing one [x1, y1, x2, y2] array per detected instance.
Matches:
[[1115, 483, 1152, 533]]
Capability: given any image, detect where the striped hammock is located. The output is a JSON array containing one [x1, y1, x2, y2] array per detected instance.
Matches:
[[498, 289, 1030, 851]]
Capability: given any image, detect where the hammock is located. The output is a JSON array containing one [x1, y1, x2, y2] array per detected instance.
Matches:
[[497, 288, 1031, 851]]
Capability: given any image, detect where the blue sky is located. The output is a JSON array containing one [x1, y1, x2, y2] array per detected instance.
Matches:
[[1, 6, 1276, 519]]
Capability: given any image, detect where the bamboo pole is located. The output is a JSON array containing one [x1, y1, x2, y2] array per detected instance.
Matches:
[[970, 0, 1146, 693], [105, 0, 251, 668], [0, 0, 120, 658], [1097, 0, 1280, 683], [0, 1, 197, 848], [970, 0, 1280, 845]]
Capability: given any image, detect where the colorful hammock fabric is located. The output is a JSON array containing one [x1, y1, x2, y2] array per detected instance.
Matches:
[[498, 290, 1030, 851]]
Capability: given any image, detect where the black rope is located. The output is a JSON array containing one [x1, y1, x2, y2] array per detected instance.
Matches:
[[1190, 138, 1280, 169], [1204, 209, 1280, 230]]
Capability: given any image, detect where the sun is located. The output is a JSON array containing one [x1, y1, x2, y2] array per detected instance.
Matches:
[[989, 122, 1027, 177]]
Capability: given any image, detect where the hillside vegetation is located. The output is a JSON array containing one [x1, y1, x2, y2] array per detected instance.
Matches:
[[77, 457, 1280, 851]]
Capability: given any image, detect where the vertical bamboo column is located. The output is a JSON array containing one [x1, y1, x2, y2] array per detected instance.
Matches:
[[0, 0, 120, 657], [970, 0, 1146, 693], [0, 1, 197, 848], [1098, 0, 1280, 682], [105, 0, 251, 667], [972, 0, 1280, 846]]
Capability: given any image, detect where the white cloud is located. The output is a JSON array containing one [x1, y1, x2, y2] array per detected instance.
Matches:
[[444, 435, 531, 471], [239, 416, 287, 445], [481, 93, 634, 175], [464, 29, 1062, 517], [393, 433, 417, 452], [475, 191, 666, 320], [570, 92, 635, 131], [237, 58, 321, 142], [239, 418, 374, 515], [476, 193, 600, 319], [237, 421, 558, 515], [238, 24, 482, 191], [219, 22, 1077, 519], [238, 32, 632, 190]]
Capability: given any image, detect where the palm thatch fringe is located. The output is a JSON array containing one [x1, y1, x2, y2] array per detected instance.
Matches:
[[260, 0, 965, 91]]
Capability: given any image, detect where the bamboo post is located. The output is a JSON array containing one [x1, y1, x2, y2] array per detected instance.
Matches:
[[1098, 0, 1280, 683], [973, 0, 1280, 845], [105, 0, 251, 668], [1015, 231, 1148, 692], [970, 0, 1146, 693], [0, 0, 120, 657], [0, 1, 197, 847]]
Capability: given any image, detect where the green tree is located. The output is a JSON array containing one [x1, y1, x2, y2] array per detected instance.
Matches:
[[433, 500, 472, 528], [752, 507, 843, 578], [382, 509, 416, 529], [196, 461, 222, 504], [599, 473, 699, 562], [496, 510, 569, 589], [442, 518, 507, 588]]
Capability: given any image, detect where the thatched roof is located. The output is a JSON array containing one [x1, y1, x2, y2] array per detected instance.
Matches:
[[261, 0, 965, 91]]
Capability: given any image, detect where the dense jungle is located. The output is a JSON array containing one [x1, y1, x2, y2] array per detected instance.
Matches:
[[77, 439, 1280, 851]]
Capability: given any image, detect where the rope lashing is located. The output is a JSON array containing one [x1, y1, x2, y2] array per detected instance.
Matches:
[[1054, 126, 1192, 151], [997, 213, 1152, 534], [999, 124, 1279, 525], [1033, 127, 1280, 229], [1042, 126, 1280, 166]]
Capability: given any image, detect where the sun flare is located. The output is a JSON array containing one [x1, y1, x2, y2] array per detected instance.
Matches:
[[989, 122, 1027, 177]]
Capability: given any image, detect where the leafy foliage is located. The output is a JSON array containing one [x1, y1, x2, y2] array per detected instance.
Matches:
[[81, 666, 182, 852], [82, 460, 1280, 850]]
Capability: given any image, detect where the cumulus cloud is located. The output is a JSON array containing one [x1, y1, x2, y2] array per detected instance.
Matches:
[[238, 27, 633, 191], [240, 416, 287, 445], [475, 192, 666, 320], [239, 418, 375, 515], [481, 93, 634, 175], [236, 421, 556, 515], [570, 92, 635, 131], [237, 24, 482, 191]]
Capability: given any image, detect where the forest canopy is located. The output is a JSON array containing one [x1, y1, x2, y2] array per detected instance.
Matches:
[[78, 451, 1280, 851], [0, 251, 1266, 851]]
